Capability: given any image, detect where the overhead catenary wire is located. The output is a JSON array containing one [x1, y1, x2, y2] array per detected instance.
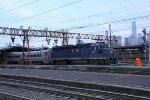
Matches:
[[60, 0, 150, 23], [0, 0, 26, 9], [66, 16, 150, 35], [66, 14, 150, 31], [4, 0, 83, 26], [1, 0, 39, 14]]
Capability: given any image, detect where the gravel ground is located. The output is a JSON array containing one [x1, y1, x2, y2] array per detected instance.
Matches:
[[0, 85, 76, 100]]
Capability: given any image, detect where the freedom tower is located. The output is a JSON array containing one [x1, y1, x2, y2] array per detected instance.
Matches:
[[130, 21, 138, 45]]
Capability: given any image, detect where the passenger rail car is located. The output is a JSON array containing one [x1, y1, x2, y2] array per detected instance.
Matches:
[[7, 49, 51, 64], [51, 42, 118, 65]]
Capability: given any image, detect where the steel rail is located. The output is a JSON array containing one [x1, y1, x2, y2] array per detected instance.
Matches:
[[0, 92, 31, 100], [0, 77, 150, 100]]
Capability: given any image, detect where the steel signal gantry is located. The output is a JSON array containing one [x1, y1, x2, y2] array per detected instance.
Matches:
[[0, 26, 117, 45], [0, 26, 107, 40]]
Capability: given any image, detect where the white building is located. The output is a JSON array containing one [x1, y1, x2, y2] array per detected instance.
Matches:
[[124, 37, 129, 46], [117, 36, 122, 46], [112, 35, 122, 47]]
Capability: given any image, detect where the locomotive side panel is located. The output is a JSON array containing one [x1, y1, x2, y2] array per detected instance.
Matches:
[[52, 44, 92, 59], [6, 48, 51, 65], [51, 43, 117, 65]]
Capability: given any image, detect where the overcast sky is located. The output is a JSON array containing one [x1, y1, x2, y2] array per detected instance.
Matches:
[[0, 0, 150, 47]]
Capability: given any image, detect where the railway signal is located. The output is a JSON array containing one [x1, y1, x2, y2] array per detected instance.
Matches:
[[142, 29, 147, 42], [141, 28, 150, 66], [142, 28, 148, 62], [142, 29, 147, 35]]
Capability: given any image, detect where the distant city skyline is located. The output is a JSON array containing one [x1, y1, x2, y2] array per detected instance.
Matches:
[[123, 21, 145, 46]]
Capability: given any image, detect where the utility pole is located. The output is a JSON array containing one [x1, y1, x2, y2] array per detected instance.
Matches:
[[105, 31, 109, 47], [62, 29, 69, 45], [142, 29, 147, 62], [109, 24, 112, 48], [148, 31, 150, 66], [22, 27, 31, 65]]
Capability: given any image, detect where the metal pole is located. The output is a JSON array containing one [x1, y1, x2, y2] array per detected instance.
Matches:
[[22, 31, 25, 64], [148, 32, 150, 66], [109, 24, 112, 48], [145, 42, 147, 61], [142, 28, 147, 64], [22, 28, 31, 65]]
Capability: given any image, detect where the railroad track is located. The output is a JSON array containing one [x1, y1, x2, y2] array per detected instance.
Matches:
[[0, 74, 150, 100], [0, 92, 31, 100]]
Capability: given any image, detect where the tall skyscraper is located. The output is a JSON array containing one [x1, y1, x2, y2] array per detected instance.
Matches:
[[129, 21, 138, 45], [132, 21, 137, 36]]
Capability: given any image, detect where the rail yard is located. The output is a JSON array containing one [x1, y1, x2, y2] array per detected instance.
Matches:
[[0, 68, 150, 100], [0, 0, 150, 100]]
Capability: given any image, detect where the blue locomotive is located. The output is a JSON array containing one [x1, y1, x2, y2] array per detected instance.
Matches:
[[51, 42, 118, 65]]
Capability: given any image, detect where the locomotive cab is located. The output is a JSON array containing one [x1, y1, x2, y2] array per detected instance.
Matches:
[[96, 42, 118, 64]]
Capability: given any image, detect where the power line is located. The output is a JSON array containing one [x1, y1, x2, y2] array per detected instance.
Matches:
[[0, 0, 26, 9], [60, 0, 150, 23], [2, 0, 39, 14], [80, 22, 150, 35], [4, 0, 83, 26], [66, 14, 150, 30], [68, 17, 150, 33]]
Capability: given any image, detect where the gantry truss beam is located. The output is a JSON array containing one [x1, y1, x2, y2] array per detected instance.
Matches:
[[0, 26, 115, 41]]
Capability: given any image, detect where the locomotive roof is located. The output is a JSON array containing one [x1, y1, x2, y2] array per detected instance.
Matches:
[[0, 45, 51, 53], [0, 46, 30, 52], [8, 48, 51, 54], [52, 43, 93, 50]]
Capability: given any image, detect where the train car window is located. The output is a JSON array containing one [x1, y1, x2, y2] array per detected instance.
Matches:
[[37, 54, 39, 57]]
